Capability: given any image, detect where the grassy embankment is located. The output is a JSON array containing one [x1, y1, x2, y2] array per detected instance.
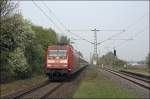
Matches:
[[73, 67, 139, 98], [105, 65, 149, 75], [0, 75, 46, 96], [124, 66, 149, 75]]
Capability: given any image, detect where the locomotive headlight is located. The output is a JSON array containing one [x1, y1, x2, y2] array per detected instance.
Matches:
[[60, 60, 67, 63], [48, 60, 55, 63], [63, 64, 67, 67]]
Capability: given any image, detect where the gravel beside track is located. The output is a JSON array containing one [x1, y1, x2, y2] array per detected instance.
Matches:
[[97, 67, 150, 99]]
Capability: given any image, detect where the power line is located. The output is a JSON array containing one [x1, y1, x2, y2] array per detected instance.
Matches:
[[32, 0, 64, 34], [42, 1, 66, 30], [97, 13, 148, 45], [33, 0, 88, 43], [40, 1, 148, 47], [110, 38, 133, 40], [97, 30, 126, 45], [125, 13, 148, 30], [104, 28, 147, 50], [98, 26, 148, 56], [69, 29, 125, 31], [41, 1, 93, 44], [119, 27, 148, 47], [66, 30, 94, 44]]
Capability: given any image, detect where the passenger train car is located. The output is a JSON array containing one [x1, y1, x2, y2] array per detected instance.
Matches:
[[44, 44, 88, 79]]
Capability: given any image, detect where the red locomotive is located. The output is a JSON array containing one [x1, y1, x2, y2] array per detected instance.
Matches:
[[44, 44, 87, 79]]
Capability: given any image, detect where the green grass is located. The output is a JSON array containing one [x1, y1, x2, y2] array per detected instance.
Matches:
[[107, 65, 149, 75], [73, 67, 139, 98], [125, 66, 149, 75], [0, 75, 46, 96]]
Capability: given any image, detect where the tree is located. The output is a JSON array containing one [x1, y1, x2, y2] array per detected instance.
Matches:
[[0, 14, 35, 51], [0, 0, 19, 82], [0, 13, 35, 73], [0, 1, 35, 81], [97, 52, 126, 67], [0, 0, 18, 17], [0, 0, 60, 82], [97, 52, 114, 65], [58, 35, 70, 44]]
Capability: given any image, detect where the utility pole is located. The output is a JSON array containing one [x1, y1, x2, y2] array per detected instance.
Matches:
[[91, 28, 100, 65]]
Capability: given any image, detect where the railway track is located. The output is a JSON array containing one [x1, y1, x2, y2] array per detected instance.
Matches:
[[102, 67, 150, 90], [1, 65, 88, 99], [1, 79, 50, 99], [21, 82, 64, 99], [120, 70, 150, 83]]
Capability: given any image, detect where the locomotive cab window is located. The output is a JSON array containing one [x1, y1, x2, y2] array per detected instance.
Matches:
[[48, 50, 67, 57], [48, 50, 58, 57], [58, 50, 67, 56]]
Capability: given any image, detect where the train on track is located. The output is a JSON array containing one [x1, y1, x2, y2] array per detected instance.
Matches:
[[44, 44, 88, 79]]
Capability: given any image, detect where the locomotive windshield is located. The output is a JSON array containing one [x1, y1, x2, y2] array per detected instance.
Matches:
[[48, 50, 67, 57], [48, 50, 58, 56], [57, 50, 67, 56]]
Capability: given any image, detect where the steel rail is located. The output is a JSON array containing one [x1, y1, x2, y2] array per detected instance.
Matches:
[[119, 70, 150, 83], [40, 83, 64, 99], [1, 79, 50, 99], [102, 67, 150, 90]]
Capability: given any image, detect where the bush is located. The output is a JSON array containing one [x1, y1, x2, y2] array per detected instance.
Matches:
[[8, 48, 32, 79]]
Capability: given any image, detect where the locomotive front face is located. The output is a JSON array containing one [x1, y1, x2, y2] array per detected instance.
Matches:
[[47, 50, 68, 69], [44, 45, 74, 78]]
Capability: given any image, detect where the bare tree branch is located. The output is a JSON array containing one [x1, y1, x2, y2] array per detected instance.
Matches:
[[0, 0, 18, 17]]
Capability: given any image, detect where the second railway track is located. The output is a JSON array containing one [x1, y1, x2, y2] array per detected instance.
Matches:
[[101, 67, 150, 90]]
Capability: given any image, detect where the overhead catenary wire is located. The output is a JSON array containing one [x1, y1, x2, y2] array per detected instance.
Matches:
[[40, 1, 148, 47], [119, 26, 148, 47], [97, 13, 148, 46], [125, 13, 148, 30], [42, 1, 67, 31], [103, 27, 148, 50], [33, 0, 148, 54], [33, 0, 83, 43], [32, 0, 65, 34], [97, 30, 126, 45], [41, 1, 93, 44], [69, 29, 125, 31]]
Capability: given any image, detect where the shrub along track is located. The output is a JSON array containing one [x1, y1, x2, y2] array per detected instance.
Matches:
[[1, 66, 88, 99]]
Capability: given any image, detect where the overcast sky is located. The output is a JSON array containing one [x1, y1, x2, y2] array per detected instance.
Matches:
[[19, 1, 149, 62]]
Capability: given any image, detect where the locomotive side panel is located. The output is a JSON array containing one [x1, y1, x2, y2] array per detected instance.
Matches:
[[71, 50, 85, 74], [67, 47, 73, 74]]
